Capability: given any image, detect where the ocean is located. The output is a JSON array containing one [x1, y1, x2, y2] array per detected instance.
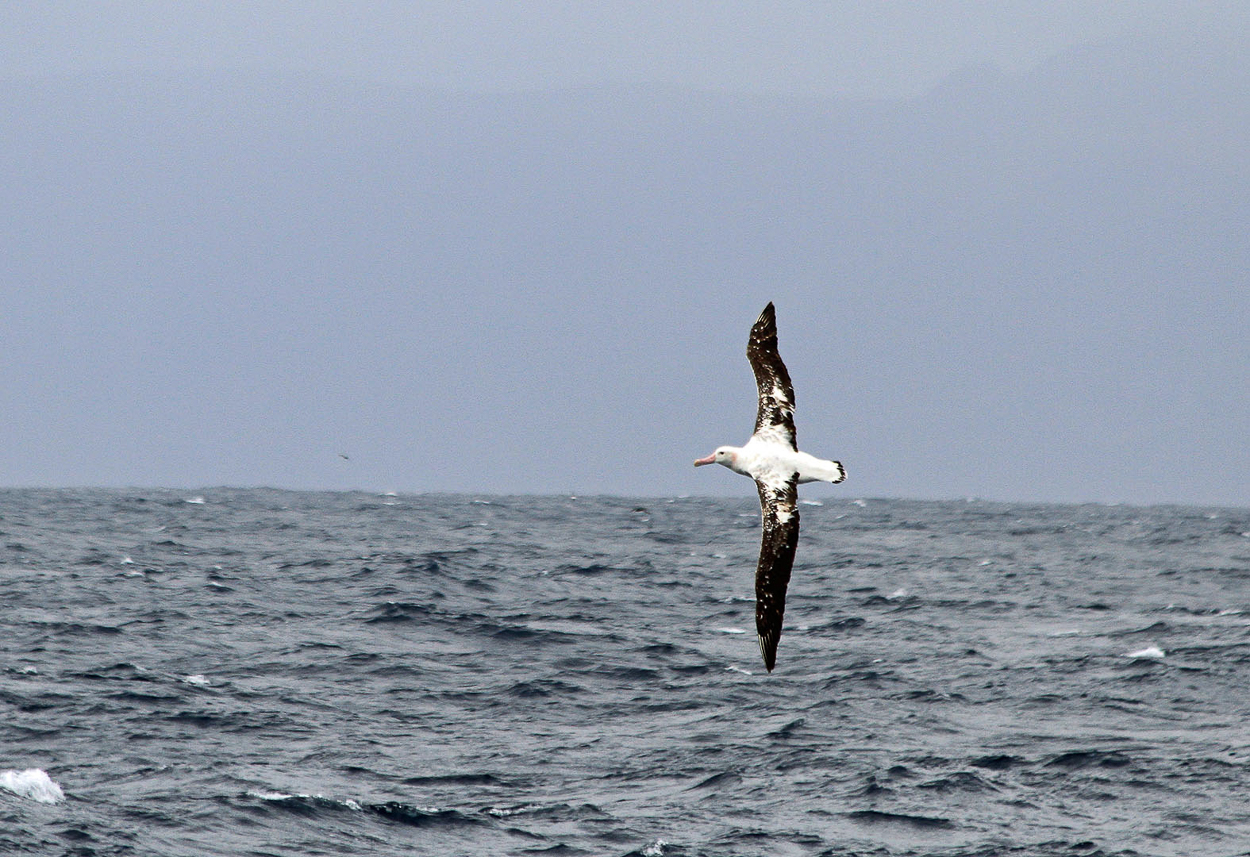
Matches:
[[2, 488, 1248, 856]]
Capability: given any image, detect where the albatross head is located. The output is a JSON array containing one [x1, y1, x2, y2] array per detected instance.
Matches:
[[693, 446, 739, 470]]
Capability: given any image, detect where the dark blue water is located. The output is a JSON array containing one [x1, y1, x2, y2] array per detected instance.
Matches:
[[2, 488, 1248, 856]]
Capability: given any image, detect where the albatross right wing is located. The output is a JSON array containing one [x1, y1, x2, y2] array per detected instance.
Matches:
[[754, 472, 800, 672]]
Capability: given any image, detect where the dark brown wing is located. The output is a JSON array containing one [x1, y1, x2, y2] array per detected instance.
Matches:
[[754, 472, 800, 672], [746, 302, 797, 450]]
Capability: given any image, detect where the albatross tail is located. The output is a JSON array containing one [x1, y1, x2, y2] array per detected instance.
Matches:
[[797, 455, 846, 484]]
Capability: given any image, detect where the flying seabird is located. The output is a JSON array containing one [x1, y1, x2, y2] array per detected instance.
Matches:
[[694, 302, 846, 672]]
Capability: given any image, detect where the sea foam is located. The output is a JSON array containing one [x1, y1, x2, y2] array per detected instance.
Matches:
[[0, 769, 65, 804]]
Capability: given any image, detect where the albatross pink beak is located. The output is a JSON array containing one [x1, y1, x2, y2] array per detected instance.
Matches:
[[693, 453, 716, 467]]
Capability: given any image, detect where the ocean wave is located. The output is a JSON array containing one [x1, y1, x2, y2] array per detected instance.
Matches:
[[844, 809, 955, 829], [247, 789, 488, 830], [247, 789, 364, 814], [368, 801, 484, 828], [0, 769, 65, 804], [5, 489, 1248, 855]]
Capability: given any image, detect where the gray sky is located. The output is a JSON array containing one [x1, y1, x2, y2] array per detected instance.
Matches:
[[2, 3, 1247, 505], [0, 2, 1236, 98]]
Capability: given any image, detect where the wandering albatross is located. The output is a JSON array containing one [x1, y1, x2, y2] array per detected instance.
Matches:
[[694, 302, 846, 672]]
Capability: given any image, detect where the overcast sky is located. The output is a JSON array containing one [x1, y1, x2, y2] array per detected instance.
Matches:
[[2, 3, 1247, 506], [1, 2, 1240, 98]]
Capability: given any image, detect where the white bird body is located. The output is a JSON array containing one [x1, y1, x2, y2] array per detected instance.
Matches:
[[706, 440, 846, 487]]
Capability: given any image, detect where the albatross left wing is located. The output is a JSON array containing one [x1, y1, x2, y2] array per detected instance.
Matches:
[[754, 472, 800, 672], [747, 302, 797, 451]]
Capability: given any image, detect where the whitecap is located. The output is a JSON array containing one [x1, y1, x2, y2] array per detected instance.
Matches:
[[183, 496, 206, 505], [725, 665, 753, 675], [643, 840, 669, 857], [247, 789, 362, 811], [0, 769, 65, 804], [800, 499, 823, 506], [487, 803, 543, 818], [852, 499, 867, 507], [183, 674, 210, 686], [716, 627, 747, 634], [1125, 645, 1165, 659]]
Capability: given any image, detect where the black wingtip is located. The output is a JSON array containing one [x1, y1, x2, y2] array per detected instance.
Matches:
[[759, 634, 778, 673], [752, 303, 778, 341]]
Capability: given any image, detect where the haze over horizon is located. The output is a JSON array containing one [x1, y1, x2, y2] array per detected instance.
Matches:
[[4, 3, 1239, 100], [3, 4, 1247, 506]]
